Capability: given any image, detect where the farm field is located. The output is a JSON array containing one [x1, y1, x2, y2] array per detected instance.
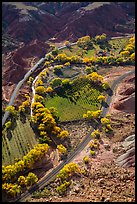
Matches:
[[2, 118, 38, 165], [44, 86, 101, 122]]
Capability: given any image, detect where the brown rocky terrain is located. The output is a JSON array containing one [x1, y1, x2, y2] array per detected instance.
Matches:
[[2, 40, 50, 105], [2, 2, 135, 43], [108, 74, 135, 114]]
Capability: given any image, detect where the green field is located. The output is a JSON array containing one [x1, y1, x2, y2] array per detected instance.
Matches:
[[2, 118, 38, 166], [109, 37, 130, 54], [58, 37, 130, 58], [44, 85, 101, 122]]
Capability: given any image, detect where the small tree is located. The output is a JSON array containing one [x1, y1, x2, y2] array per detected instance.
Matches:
[[50, 78, 62, 88], [17, 175, 27, 187], [5, 105, 16, 116], [5, 121, 12, 129], [25, 172, 38, 186], [46, 86, 53, 93], [85, 66, 92, 74], [83, 156, 89, 164], [102, 81, 110, 90], [27, 76, 34, 85], [97, 95, 106, 103], [57, 144, 67, 155], [35, 86, 45, 95], [91, 129, 100, 139], [58, 130, 69, 139], [64, 62, 70, 67]]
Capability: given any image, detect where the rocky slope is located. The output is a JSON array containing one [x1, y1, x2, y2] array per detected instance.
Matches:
[[2, 2, 135, 43], [2, 40, 50, 104], [112, 74, 135, 114]]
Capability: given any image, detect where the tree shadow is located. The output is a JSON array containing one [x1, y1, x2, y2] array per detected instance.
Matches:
[[20, 113, 27, 124], [7, 130, 12, 141], [28, 183, 40, 194], [106, 88, 113, 96], [101, 101, 109, 108], [10, 117, 17, 131], [105, 131, 115, 139]]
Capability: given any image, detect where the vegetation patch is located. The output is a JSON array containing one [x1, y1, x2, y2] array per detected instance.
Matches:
[[44, 79, 101, 122], [2, 118, 38, 165]]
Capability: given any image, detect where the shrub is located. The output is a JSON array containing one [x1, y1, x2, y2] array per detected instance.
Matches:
[[64, 62, 70, 67], [85, 66, 92, 74], [83, 156, 89, 164], [56, 162, 80, 180], [56, 181, 70, 195], [35, 86, 45, 95], [91, 129, 100, 139], [5, 121, 12, 129], [102, 81, 110, 90], [46, 86, 53, 93], [90, 150, 96, 156], [101, 117, 111, 125], [58, 130, 69, 139], [97, 95, 106, 102], [50, 78, 62, 88], [57, 144, 67, 155]]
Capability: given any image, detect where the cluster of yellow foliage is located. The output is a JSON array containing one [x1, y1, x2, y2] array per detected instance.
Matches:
[[97, 95, 106, 102], [83, 110, 102, 120], [45, 86, 54, 93], [57, 162, 81, 180], [31, 101, 68, 142], [35, 86, 45, 94], [77, 35, 91, 48], [57, 144, 67, 155], [56, 180, 70, 195], [83, 156, 89, 164], [57, 130, 69, 139], [5, 105, 16, 116], [55, 53, 82, 64], [101, 117, 113, 133], [120, 36, 135, 60], [86, 72, 104, 83], [95, 33, 107, 43], [2, 143, 49, 197], [91, 129, 100, 139], [18, 99, 30, 113], [89, 139, 100, 151]]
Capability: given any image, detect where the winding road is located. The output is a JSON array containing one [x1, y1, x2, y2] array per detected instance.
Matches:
[[2, 35, 132, 126], [15, 69, 134, 202]]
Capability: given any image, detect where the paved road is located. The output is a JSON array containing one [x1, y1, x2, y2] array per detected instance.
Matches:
[[15, 69, 135, 202]]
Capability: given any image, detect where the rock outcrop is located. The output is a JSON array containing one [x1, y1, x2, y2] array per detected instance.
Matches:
[[112, 74, 135, 114], [2, 2, 135, 43], [2, 40, 50, 103], [115, 134, 135, 168]]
